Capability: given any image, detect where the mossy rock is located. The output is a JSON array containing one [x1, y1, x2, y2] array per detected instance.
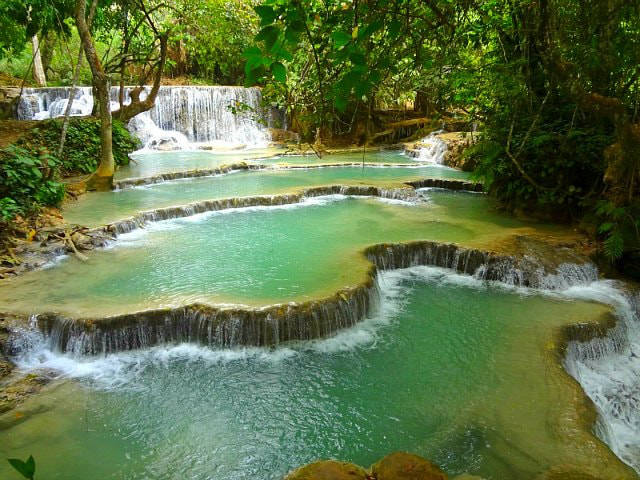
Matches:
[[0, 373, 49, 414], [284, 460, 368, 480], [371, 452, 448, 480], [535, 465, 609, 480]]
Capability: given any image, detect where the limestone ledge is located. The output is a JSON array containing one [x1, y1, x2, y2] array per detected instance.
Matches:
[[112, 160, 480, 189], [8, 238, 600, 354], [113, 162, 266, 189]]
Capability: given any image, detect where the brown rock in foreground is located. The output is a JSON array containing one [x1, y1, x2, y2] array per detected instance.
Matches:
[[284, 460, 368, 480], [371, 452, 448, 480], [284, 452, 452, 480]]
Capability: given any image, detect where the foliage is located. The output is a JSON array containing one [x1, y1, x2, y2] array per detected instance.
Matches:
[[596, 200, 640, 261], [0, 0, 74, 61], [7, 455, 36, 480], [17, 119, 139, 175], [0, 3, 27, 59], [0, 145, 64, 222], [0, 118, 138, 223], [245, 0, 640, 262], [171, 0, 261, 84]]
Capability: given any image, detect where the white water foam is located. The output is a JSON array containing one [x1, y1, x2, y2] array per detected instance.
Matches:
[[561, 281, 640, 472], [3, 266, 528, 384], [9, 268, 424, 387], [411, 132, 448, 165]]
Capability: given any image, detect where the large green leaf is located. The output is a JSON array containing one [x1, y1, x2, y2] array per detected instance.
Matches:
[[8, 456, 35, 480], [331, 30, 351, 48], [254, 5, 277, 25], [256, 25, 280, 50], [272, 61, 287, 83]]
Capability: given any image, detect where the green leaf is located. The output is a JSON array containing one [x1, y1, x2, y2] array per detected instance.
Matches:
[[341, 71, 361, 90], [331, 30, 351, 48], [242, 46, 262, 59], [245, 54, 267, 72], [334, 94, 348, 112], [604, 232, 624, 260], [287, 19, 306, 33], [8, 456, 35, 479], [284, 27, 300, 44], [388, 20, 402, 36], [272, 62, 287, 83], [256, 25, 280, 50], [254, 6, 277, 25], [349, 52, 366, 66], [598, 222, 614, 233], [360, 19, 383, 39]]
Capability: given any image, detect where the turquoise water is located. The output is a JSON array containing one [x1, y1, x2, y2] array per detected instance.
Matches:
[[119, 150, 423, 180], [1, 151, 632, 480], [120, 149, 281, 179], [3, 193, 548, 316], [255, 150, 426, 166], [0, 268, 615, 479], [65, 165, 470, 226]]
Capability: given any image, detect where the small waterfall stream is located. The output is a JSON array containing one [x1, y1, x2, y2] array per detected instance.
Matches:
[[563, 285, 640, 472], [413, 132, 448, 164], [16, 86, 271, 150]]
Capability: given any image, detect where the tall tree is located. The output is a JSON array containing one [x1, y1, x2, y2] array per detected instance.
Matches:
[[31, 34, 47, 86], [74, 0, 113, 190], [74, 0, 170, 190]]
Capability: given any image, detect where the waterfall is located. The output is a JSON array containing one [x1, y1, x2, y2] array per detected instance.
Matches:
[[413, 132, 447, 164], [17, 86, 94, 120], [7, 240, 602, 356], [16, 86, 271, 150], [563, 286, 640, 473]]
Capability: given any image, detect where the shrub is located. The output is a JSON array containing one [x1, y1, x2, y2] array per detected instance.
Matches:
[[0, 145, 65, 222], [18, 118, 139, 175]]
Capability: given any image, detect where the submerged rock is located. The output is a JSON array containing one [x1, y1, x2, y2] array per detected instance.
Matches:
[[284, 453, 454, 480], [535, 465, 610, 480], [0, 373, 50, 413], [284, 460, 368, 480], [371, 452, 448, 480]]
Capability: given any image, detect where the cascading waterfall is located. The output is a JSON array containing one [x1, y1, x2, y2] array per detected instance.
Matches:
[[17, 86, 95, 120], [16, 86, 271, 150], [413, 131, 448, 164], [5, 237, 639, 472], [7, 240, 602, 355], [563, 285, 640, 472]]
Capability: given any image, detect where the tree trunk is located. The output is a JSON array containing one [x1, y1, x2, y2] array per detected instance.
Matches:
[[113, 33, 168, 123], [58, 46, 85, 157], [75, 0, 114, 190], [31, 35, 47, 87]]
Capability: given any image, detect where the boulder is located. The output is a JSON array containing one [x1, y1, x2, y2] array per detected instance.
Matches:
[[371, 452, 448, 480], [284, 460, 369, 480], [0, 87, 21, 119], [0, 373, 50, 413], [269, 128, 300, 143], [70, 232, 94, 250]]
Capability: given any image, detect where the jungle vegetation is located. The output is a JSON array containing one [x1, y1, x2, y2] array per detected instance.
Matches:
[[0, 0, 639, 269]]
